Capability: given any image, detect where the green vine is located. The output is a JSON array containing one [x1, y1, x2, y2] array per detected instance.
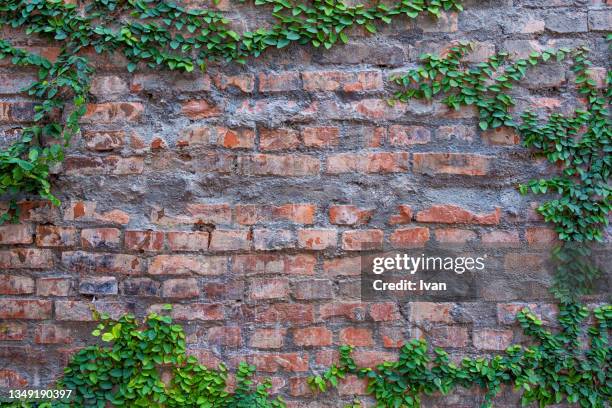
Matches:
[[0, 0, 463, 217]]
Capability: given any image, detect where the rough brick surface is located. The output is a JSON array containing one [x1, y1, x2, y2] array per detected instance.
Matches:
[[0, 2, 607, 405]]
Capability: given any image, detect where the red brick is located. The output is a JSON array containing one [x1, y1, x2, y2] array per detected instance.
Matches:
[[232, 254, 315, 275], [250, 278, 290, 300], [337, 375, 368, 395], [35, 226, 77, 247], [207, 326, 242, 347], [363, 126, 386, 148], [250, 328, 286, 349], [162, 278, 200, 298], [413, 153, 491, 176], [329, 205, 373, 226], [62, 251, 143, 274], [352, 98, 407, 120], [0, 299, 52, 319], [302, 70, 382, 92], [254, 303, 314, 325], [181, 99, 221, 119], [424, 326, 468, 348], [482, 128, 520, 145], [302, 126, 339, 148], [214, 73, 254, 92], [81, 228, 121, 250], [341, 229, 383, 251], [209, 230, 251, 251], [297, 229, 337, 250], [288, 377, 315, 397], [0, 322, 26, 341], [55, 300, 128, 321], [149, 255, 227, 275], [82, 102, 143, 123], [34, 324, 72, 344], [36, 277, 72, 296], [352, 351, 398, 367], [260, 128, 300, 151], [165, 231, 207, 251], [0, 249, 54, 269], [178, 126, 254, 149], [248, 353, 308, 372], [319, 303, 365, 321], [434, 228, 477, 243], [64, 156, 144, 175], [0, 275, 34, 294], [186, 203, 232, 225], [416, 205, 501, 225], [339, 327, 373, 346], [525, 227, 559, 246], [82, 130, 125, 151], [239, 154, 320, 176], [390, 227, 430, 248], [90, 75, 128, 97], [293, 327, 332, 347], [380, 327, 405, 348], [437, 125, 476, 142], [473, 329, 514, 351], [253, 229, 294, 251], [323, 257, 361, 276], [410, 302, 454, 323], [482, 230, 521, 246], [0, 370, 28, 388], [125, 230, 165, 252], [150, 303, 224, 321], [219, 128, 255, 149], [123, 278, 160, 297], [258, 72, 301, 92], [14, 200, 59, 223], [327, 152, 409, 174], [369, 302, 401, 321], [236, 204, 315, 225], [388, 125, 431, 146], [292, 279, 334, 300], [388, 205, 413, 225], [0, 224, 33, 244]]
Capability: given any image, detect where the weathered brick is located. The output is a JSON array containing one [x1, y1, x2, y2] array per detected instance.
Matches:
[[35, 226, 77, 247], [247, 353, 308, 372], [423, 326, 469, 348], [149, 255, 227, 275], [389, 227, 430, 248], [327, 152, 409, 174], [162, 278, 200, 298], [323, 257, 361, 276], [302, 126, 340, 148], [81, 102, 143, 123], [63, 251, 143, 274], [260, 128, 300, 151], [416, 205, 500, 225], [339, 327, 373, 346], [232, 254, 316, 275], [388, 205, 413, 225], [81, 228, 121, 250], [36, 277, 72, 296], [0, 322, 26, 341], [90, 75, 129, 97], [123, 278, 161, 297], [239, 154, 320, 176], [319, 303, 365, 321], [258, 72, 301, 92], [302, 70, 382, 92], [413, 153, 491, 176], [0, 224, 33, 244], [250, 328, 286, 349], [34, 324, 72, 344], [203, 280, 244, 301], [482, 128, 520, 145], [297, 229, 337, 250], [293, 327, 332, 346], [388, 125, 431, 146], [525, 227, 559, 246], [250, 278, 290, 300], [253, 229, 295, 251], [292, 279, 334, 300], [181, 99, 221, 119], [166, 231, 208, 251], [236, 204, 315, 225], [329, 205, 373, 226], [213, 73, 254, 92], [209, 229, 251, 251], [149, 303, 224, 321], [473, 329, 514, 351], [369, 302, 401, 321], [337, 375, 368, 396], [342, 229, 383, 251], [207, 326, 242, 347], [0, 275, 34, 295], [434, 228, 477, 243], [79, 277, 118, 295], [410, 302, 454, 323], [55, 300, 128, 321], [254, 303, 314, 325], [125, 230, 165, 252], [0, 299, 52, 319], [0, 249, 54, 269], [0, 370, 28, 388]]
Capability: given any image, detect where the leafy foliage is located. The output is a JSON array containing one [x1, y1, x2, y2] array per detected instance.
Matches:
[[0, 0, 464, 214], [309, 305, 612, 408], [392, 43, 611, 243], [2, 308, 284, 408]]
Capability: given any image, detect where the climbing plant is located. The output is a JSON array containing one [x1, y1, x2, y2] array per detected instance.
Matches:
[[0, 0, 464, 219]]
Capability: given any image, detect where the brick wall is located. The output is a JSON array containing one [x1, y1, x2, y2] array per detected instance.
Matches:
[[0, 0, 610, 406]]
